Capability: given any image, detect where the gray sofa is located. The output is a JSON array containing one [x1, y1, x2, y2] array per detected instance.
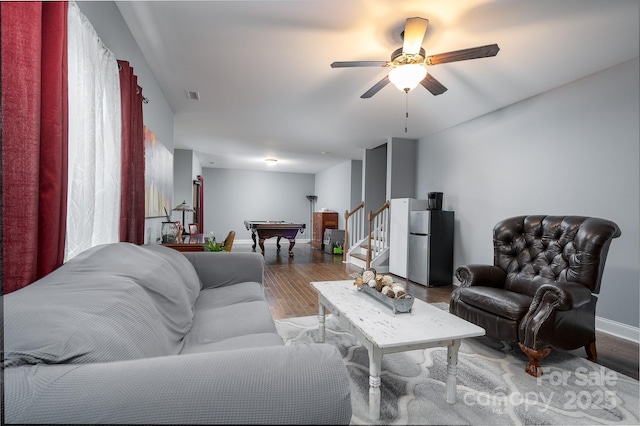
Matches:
[[3, 243, 352, 424]]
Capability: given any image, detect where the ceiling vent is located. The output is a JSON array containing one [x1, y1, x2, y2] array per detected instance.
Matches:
[[186, 90, 200, 101]]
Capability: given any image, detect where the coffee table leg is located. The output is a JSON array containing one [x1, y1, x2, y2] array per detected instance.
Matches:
[[446, 340, 461, 404], [368, 346, 383, 420], [317, 303, 325, 343]]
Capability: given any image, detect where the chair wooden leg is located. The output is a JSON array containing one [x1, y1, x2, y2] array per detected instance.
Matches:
[[518, 343, 551, 377], [585, 341, 597, 363]]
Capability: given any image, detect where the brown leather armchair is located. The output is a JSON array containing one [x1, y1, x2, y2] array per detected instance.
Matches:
[[450, 215, 621, 377]]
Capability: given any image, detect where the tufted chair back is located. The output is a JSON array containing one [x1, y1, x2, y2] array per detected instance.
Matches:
[[494, 216, 621, 297]]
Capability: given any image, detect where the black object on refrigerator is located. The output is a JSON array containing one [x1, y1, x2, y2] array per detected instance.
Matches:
[[407, 210, 454, 287], [427, 192, 443, 210]]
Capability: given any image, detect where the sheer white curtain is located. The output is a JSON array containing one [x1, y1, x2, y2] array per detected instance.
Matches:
[[65, 2, 121, 261]]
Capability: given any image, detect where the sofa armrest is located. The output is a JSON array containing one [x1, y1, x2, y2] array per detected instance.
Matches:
[[182, 251, 265, 289], [5, 344, 352, 425], [455, 264, 506, 288]]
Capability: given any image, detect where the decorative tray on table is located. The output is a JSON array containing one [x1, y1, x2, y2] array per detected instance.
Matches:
[[358, 284, 414, 314], [352, 269, 414, 315]]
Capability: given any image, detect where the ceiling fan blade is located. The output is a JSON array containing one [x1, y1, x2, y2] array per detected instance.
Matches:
[[331, 61, 388, 68], [361, 75, 390, 99], [420, 73, 448, 96], [402, 17, 429, 56], [425, 44, 500, 66]]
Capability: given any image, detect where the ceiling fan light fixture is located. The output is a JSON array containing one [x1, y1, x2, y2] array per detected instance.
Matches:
[[389, 64, 427, 92]]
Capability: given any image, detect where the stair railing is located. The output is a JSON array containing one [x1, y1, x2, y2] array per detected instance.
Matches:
[[366, 200, 390, 269], [343, 201, 365, 262]]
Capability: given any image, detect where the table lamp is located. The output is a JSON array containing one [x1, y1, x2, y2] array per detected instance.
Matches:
[[173, 200, 195, 234]]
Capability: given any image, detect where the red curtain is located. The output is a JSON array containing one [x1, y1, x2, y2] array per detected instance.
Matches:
[[1, 2, 68, 294], [197, 175, 204, 233], [117, 60, 145, 244]]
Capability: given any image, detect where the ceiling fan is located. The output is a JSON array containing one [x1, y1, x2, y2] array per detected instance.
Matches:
[[331, 17, 499, 98]]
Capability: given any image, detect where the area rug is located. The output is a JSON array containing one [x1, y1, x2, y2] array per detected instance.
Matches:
[[275, 306, 639, 425]]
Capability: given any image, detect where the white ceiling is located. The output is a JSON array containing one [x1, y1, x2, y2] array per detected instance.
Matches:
[[115, 0, 639, 174]]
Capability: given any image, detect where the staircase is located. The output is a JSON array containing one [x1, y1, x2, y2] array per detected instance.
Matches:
[[344, 201, 390, 272]]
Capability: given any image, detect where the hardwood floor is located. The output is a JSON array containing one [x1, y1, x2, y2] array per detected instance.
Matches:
[[232, 241, 639, 380]]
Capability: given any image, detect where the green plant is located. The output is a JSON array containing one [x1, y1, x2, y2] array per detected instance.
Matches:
[[203, 240, 226, 252]]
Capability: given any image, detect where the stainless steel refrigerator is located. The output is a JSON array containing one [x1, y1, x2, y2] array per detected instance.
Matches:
[[407, 210, 454, 287], [389, 198, 428, 279]]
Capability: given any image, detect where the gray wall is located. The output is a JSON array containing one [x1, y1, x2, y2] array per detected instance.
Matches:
[[387, 137, 418, 200], [363, 145, 388, 214], [315, 160, 363, 229], [416, 59, 640, 330], [350, 160, 363, 211], [201, 168, 314, 243], [77, 1, 175, 244]]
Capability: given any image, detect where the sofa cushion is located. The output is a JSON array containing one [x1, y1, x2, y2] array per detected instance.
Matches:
[[73, 243, 201, 341], [192, 281, 266, 310], [3, 243, 201, 367], [181, 298, 280, 353], [180, 333, 284, 354], [4, 276, 176, 367], [140, 243, 202, 311]]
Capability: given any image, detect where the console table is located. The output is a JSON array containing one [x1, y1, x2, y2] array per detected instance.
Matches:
[[161, 234, 205, 252]]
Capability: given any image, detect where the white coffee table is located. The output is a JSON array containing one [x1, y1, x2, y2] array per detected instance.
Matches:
[[311, 280, 485, 420]]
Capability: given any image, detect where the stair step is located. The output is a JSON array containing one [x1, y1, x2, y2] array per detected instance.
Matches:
[[349, 257, 366, 269], [351, 253, 366, 261], [362, 240, 385, 246]]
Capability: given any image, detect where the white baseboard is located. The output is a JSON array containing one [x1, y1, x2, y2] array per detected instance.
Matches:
[[596, 316, 640, 344]]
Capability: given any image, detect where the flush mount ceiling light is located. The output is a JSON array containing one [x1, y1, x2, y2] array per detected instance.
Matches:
[[265, 158, 278, 166]]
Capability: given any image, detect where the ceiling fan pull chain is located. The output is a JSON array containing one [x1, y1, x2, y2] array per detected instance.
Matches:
[[405, 91, 409, 133]]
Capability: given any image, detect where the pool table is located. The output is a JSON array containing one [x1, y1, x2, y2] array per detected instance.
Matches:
[[244, 220, 306, 257]]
